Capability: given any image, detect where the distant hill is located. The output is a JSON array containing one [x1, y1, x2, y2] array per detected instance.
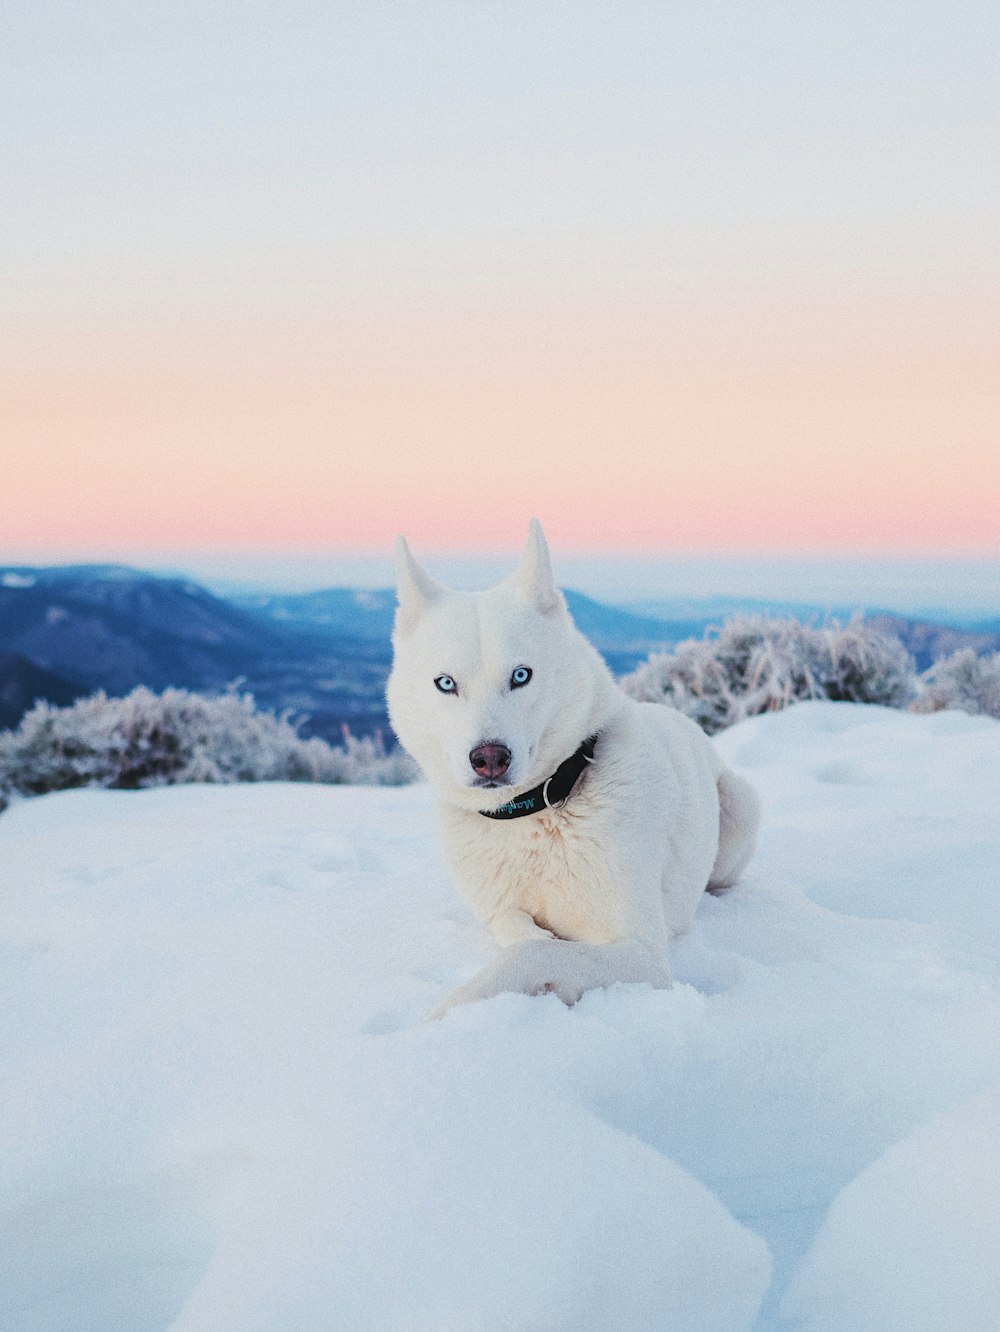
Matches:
[[561, 591, 686, 649], [0, 566, 386, 741], [2, 565, 998, 740], [961, 617, 1000, 639], [864, 615, 1000, 672], [629, 594, 851, 625], [0, 565, 285, 694], [234, 586, 679, 674], [0, 653, 83, 730], [233, 587, 397, 642]]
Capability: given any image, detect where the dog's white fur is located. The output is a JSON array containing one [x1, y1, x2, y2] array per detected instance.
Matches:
[[386, 520, 760, 1016]]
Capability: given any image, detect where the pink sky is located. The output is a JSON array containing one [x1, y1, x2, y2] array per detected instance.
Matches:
[[3, 3, 998, 563], [4, 295, 998, 560]]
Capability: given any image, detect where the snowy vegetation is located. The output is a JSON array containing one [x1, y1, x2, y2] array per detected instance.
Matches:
[[619, 615, 918, 733], [1, 619, 997, 812], [912, 647, 1000, 719], [0, 686, 416, 811]]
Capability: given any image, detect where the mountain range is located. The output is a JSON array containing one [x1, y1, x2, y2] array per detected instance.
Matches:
[[1, 565, 997, 743]]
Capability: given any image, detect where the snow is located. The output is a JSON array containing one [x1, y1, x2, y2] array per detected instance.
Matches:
[[782, 1084, 1000, 1331], [1, 701, 998, 1331]]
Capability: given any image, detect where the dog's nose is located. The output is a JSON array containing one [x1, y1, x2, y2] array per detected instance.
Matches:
[[469, 742, 512, 780]]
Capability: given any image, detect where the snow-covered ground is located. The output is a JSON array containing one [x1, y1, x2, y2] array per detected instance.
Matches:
[[1, 701, 999, 1332]]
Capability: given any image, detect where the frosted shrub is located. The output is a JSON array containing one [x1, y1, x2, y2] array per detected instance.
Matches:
[[0, 687, 417, 807], [914, 648, 1000, 719], [318, 725, 421, 786], [619, 615, 916, 733]]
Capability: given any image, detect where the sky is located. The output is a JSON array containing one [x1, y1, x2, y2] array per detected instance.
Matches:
[[2, 1, 998, 600]]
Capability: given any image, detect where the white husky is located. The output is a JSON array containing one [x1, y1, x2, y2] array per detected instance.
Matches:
[[386, 520, 760, 1016]]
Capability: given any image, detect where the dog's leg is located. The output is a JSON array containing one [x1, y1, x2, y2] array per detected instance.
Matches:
[[488, 907, 555, 946], [430, 937, 671, 1019], [708, 767, 761, 892]]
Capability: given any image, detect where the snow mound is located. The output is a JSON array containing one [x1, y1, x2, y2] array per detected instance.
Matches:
[[167, 1019, 771, 1332], [782, 1083, 1000, 1332], [1, 702, 999, 1330]]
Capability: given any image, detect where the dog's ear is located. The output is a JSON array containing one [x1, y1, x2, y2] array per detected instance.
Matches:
[[509, 518, 564, 616], [394, 536, 444, 634]]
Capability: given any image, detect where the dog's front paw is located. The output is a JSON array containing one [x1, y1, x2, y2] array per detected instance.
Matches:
[[428, 964, 522, 1020], [429, 968, 579, 1020], [532, 977, 585, 1005], [428, 937, 671, 1019], [428, 939, 582, 1019]]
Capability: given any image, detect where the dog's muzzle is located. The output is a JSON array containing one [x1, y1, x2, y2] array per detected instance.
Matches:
[[469, 742, 512, 784]]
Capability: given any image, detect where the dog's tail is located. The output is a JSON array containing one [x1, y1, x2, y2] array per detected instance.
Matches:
[[708, 768, 761, 893]]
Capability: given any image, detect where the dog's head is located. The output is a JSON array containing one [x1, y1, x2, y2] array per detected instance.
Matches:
[[386, 520, 613, 808]]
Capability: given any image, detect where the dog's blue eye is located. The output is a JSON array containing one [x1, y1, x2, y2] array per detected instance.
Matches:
[[434, 675, 457, 694], [510, 666, 532, 689]]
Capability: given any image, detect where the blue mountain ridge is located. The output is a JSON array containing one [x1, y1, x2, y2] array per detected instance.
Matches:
[[1, 565, 996, 742]]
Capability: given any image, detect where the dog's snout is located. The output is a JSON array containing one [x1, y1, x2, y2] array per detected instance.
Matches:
[[469, 742, 512, 780]]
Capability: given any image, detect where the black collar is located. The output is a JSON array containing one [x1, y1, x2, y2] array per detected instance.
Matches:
[[480, 735, 597, 820]]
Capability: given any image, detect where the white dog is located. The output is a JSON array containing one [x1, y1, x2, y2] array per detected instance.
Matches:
[[386, 520, 760, 1016]]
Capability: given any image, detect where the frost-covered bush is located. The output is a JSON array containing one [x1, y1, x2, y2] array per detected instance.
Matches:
[[913, 648, 1000, 719], [0, 687, 417, 809], [619, 615, 916, 733]]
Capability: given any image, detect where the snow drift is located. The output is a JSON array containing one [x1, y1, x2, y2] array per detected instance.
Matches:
[[1, 702, 998, 1331]]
